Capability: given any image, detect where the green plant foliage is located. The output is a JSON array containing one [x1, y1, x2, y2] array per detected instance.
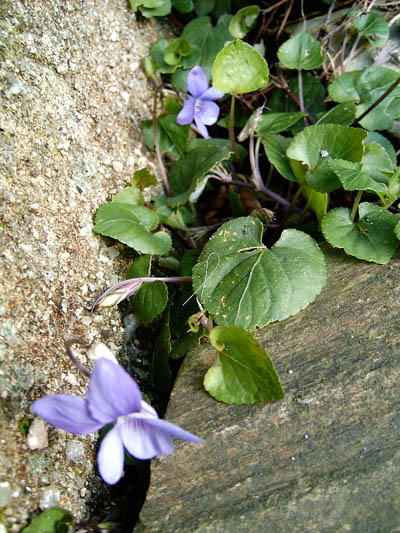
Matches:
[[316, 103, 357, 126], [212, 39, 269, 94], [321, 203, 400, 264], [256, 111, 307, 135], [151, 38, 201, 73], [192, 217, 326, 330], [22, 508, 74, 533], [113, 186, 144, 206], [181, 15, 233, 79], [129, 0, 172, 17], [94, 203, 172, 255], [328, 143, 394, 194], [169, 141, 233, 202], [204, 325, 284, 404], [151, 307, 172, 392], [229, 5, 260, 38], [173, 0, 194, 11], [287, 124, 367, 192], [328, 67, 400, 131], [277, 31, 324, 70], [262, 133, 297, 182], [349, 11, 389, 48], [131, 168, 158, 189]]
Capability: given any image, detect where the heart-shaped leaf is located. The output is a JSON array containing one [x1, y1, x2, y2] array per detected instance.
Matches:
[[113, 186, 144, 206], [328, 67, 400, 131], [328, 142, 394, 194], [204, 325, 284, 405], [192, 217, 326, 330], [277, 32, 323, 70], [316, 103, 357, 126], [94, 203, 171, 256], [321, 203, 399, 264], [349, 11, 389, 48], [212, 39, 269, 94], [287, 124, 367, 192]]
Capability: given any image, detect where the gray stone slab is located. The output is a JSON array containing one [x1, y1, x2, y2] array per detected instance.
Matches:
[[137, 246, 400, 532]]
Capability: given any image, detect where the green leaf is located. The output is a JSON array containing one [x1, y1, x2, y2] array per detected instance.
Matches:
[[151, 307, 172, 393], [365, 132, 396, 166], [286, 124, 367, 192], [151, 39, 178, 73], [188, 137, 248, 159], [169, 141, 232, 202], [212, 39, 269, 94], [192, 217, 326, 330], [262, 133, 297, 182], [182, 15, 233, 79], [131, 280, 168, 323], [113, 186, 144, 206], [139, 0, 171, 17], [229, 5, 260, 39], [328, 67, 400, 131], [328, 143, 393, 194], [395, 220, 400, 241], [350, 11, 389, 48], [321, 203, 399, 264], [158, 113, 190, 156], [94, 203, 172, 256], [256, 112, 307, 135], [204, 325, 284, 405], [195, 0, 215, 15], [302, 186, 328, 224], [22, 508, 74, 533], [127, 255, 151, 278], [316, 103, 357, 126], [277, 32, 323, 70], [171, 328, 203, 359], [131, 168, 158, 189], [180, 249, 200, 276], [172, 0, 194, 12]]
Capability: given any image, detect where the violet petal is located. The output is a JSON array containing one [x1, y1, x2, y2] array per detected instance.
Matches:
[[134, 413, 204, 444], [201, 87, 224, 101], [32, 395, 102, 435], [120, 415, 174, 459], [97, 425, 124, 485], [194, 115, 209, 139], [195, 99, 220, 125], [186, 66, 208, 97], [87, 358, 142, 424], [177, 98, 196, 125]]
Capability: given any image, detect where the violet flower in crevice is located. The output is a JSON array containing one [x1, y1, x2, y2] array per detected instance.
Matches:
[[32, 356, 203, 485], [177, 66, 224, 139]]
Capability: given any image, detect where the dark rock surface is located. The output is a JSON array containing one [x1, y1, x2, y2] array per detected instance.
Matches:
[[138, 246, 400, 532]]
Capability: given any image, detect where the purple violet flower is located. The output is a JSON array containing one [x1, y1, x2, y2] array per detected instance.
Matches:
[[177, 66, 224, 139], [32, 357, 203, 485]]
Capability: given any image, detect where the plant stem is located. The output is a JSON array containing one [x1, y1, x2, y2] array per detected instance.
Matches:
[[153, 87, 172, 197], [229, 94, 242, 165], [297, 69, 308, 127], [351, 190, 363, 222], [356, 76, 400, 123], [280, 183, 305, 227], [249, 108, 264, 191]]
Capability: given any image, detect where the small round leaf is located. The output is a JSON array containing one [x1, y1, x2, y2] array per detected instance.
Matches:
[[212, 39, 269, 94]]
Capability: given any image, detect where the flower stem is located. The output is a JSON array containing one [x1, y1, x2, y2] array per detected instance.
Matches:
[[351, 190, 362, 222], [229, 94, 242, 165], [153, 87, 172, 197]]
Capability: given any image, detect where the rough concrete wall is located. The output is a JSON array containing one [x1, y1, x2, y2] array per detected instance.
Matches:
[[0, 1, 167, 529]]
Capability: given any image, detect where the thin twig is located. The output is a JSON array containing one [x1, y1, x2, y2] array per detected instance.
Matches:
[[356, 76, 400, 123], [152, 86, 172, 197]]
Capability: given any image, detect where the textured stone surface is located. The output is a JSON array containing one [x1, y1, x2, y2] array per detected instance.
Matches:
[[0, 1, 167, 529], [138, 247, 400, 531]]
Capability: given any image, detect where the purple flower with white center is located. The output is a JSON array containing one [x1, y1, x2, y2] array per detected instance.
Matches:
[[177, 66, 224, 139], [32, 357, 203, 485]]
